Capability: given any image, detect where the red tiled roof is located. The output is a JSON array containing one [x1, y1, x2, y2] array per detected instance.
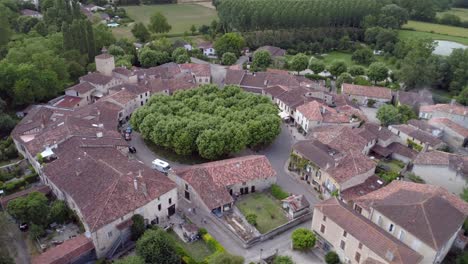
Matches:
[[429, 117, 468, 137], [179, 63, 211, 77], [413, 150, 468, 174], [32, 235, 94, 264], [420, 104, 468, 117], [340, 175, 384, 202], [225, 69, 245, 85], [175, 155, 276, 210], [390, 124, 443, 147], [316, 198, 423, 264], [354, 181, 468, 250], [53, 96, 82, 109], [256, 46, 286, 57], [79, 72, 113, 86], [342, 83, 392, 100], [66, 82, 95, 94], [104, 88, 136, 106]]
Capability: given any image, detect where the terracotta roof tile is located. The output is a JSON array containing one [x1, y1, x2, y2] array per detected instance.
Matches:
[[32, 234, 94, 264], [53, 96, 82, 109], [342, 83, 392, 100], [420, 104, 468, 117], [66, 82, 95, 94], [429, 117, 468, 137], [79, 72, 114, 86]]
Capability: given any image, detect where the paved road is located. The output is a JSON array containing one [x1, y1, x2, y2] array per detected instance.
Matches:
[[191, 57, 227, 86], [359, 106, 380, 124]]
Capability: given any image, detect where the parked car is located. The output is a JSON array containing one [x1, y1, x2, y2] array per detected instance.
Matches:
[[129, 146, 136, 153], [152, 159, 171, 174], [19, 223, 28, 231]]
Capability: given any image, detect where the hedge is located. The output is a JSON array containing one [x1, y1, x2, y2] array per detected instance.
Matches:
[[0, 172, 39, 194], [271, 184, 289, 200]]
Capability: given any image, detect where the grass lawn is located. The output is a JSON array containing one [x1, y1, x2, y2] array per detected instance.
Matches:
[[437, 8, 468, 22], [378, 159, 405, 173], [167, 231, 214, 262], [111, 25, 135, 40], [398, 29, 468, 45], [237, 192, 288, 234], [124, 4, 217, 34], [314, 51, 396, 71]]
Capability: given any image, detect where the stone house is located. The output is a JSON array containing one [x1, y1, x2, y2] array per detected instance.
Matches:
[[65, 82, 96, 106], [168, 155, 276, 215], [353, 181, 468, 264], [107, 84, 151, 121], [282, 194, 310, 219], [198, 42, 216, 57], [388, 124, 445, 151], [412, 151, 468, 195], [341, 83, 393, 107], [429, 117, 468, 149], [179, 63, 211, 85], [419, 103, 468, 128], [312, 198, 423, 264], [395, 90, 433, 112]]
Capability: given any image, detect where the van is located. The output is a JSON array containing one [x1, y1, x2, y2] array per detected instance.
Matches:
[[152, 159, 171, 174]]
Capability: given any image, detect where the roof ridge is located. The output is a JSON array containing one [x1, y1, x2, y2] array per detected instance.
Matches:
[[90, 178, 121, 231], [420, 202, 438, 249]]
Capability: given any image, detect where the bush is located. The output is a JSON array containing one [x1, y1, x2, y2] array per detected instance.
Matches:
[[131, 214, 146, 240], [291, 228, 316, 250], [367, 99, 376, 107], [325, 251, 340, 264], [198, 227, 208, 236], [245, 213, 257, 226], [202, 233, 225, 253], [221, 52, 237, 65], [407, 173, 425, 183], [273, 255, 294, 264], [271, 184, 289, 200], [29, 224, 45, 240]]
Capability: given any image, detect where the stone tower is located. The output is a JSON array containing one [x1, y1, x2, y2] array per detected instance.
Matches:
[[95, 53, 115, 77]]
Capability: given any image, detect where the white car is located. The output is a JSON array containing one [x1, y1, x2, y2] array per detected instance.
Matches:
[[152, 159, 171, 174]]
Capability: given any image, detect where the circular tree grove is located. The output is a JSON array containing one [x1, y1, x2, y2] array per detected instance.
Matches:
[[131, 85, 281, 160]]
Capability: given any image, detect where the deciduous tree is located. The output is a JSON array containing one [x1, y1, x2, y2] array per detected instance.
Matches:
[[136, 229, 180, 264], [291, 228, 316, 250], [252, 50, 271, 70], [148, 12, 171, 34], [367, 62, 388, 84], [213, 33, 245, 57], [131, 22, 150, 42], [289, 53, 309, 73]]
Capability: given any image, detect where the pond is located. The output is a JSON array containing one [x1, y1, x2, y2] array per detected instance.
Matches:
[[433, 40, 467, 56]]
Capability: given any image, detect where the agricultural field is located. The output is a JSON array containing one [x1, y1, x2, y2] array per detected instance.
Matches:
[[112, 4, 218, 39], [403, 20, 468, 38], [398, 29, 468, 45], [437, 8, 468, 22]]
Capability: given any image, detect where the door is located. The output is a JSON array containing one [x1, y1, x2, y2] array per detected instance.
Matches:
[[167, 205, 176, 216], [240, 188, 244, 195], [251, 186, 255, 193], [244, 187, 249, 194]]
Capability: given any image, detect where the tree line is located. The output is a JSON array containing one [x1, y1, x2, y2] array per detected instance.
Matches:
[[217, 0, 382, 32]]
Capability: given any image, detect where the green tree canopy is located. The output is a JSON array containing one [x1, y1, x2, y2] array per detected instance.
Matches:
[[252, 50, 271, 70], [367, 62, 388, 84], [149, 12, 171, 34], [328, 60, 348, 77], [325, 251, 340, 264], [289, 53, 309, 73], [7, 192, 50, 227], [131, 85, 281, 159], [397, 39, 436, 88], [349, 65, 366, 76], [376, 104, 400, 126], [136, 229, 180, 264], [274, 255, 295, 264], [221, 52, 237, 65], [213, 33, 245, 57], [131, 214, 146, 241], [352, 47, 374, 65], [113, 255, 145, 264], [131, 22, 150, 42], [291, 228, 316, 250], [309, 60, 325, 74]]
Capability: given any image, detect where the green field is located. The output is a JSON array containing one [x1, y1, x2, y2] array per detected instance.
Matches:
[[315, 51, 395, 71], [112, 4, 217, 39], [398, 29, 468, 45], [237, 192, 288, 234], [403, 20, 468, 38], [437, 8, 468, 22]]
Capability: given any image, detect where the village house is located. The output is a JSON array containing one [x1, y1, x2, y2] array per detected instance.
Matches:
[[282, 194, 310, 220], [255, 46, 286, 58], [395, 90, 433, 112], [105, 84, 150, 121], [168, 155, 276, 215], [419, 103, 468, 128], [198, 42, 216, 57], [11, 101, 178, 260], [341, 83, 393, 107], [290, 138, 376, 198], [312, 198, 423, 264], [429, 117, 468, 149], [179, 63, 211, 85], [388, 124, 445, 151], [65, 82, 97, 106], [412, 151, 468, 195], [294, 100, 361, 133], [353, 181, 468, 264]]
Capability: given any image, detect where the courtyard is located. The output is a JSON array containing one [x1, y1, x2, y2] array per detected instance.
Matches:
[[236, 192, 289, 234], [167, 230, 214, 262]]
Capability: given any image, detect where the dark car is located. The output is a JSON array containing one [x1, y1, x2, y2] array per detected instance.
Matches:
[[129, 146, 136, 153]]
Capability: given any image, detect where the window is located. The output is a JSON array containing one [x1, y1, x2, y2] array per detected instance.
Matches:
[[251, 186, 255, 192], [377, 215, 383, 226], [185, 190, 190, 201], [185, 184, 189, 190], [358, 243, 363, 249], [355, 252, 361, 263], [158, 204, 161, 211], [398, 230, 405, 241], [322, 215, 327, 222], [343, 231, 347, 237], [140, 101, 143, 106], [388, 223, 394, 233], [354, 205, 362, 214], [320, 224, 325, 233], [140, 94, 142, 98], [169, 198, 172, 204], [107, 231, 113, 238], [340, 240, 346, 250]]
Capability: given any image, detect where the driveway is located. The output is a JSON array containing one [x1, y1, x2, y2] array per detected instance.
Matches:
[[191, 57, 227, 86], [359, 106, 380, 124]]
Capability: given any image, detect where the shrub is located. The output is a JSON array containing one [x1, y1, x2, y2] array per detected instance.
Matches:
[[407, 173, 425, 183], [221, 52, 237, 65], [245, 213, 257, 226], [271, 184, 289, 200], [325, 251, 340, 264], [291, 228, 316, 250], [202, 233, 225, 253], [407, 139, 423, 152], [198, 227, 208, 236], [273, 255, 294, 264], [131, 214, 146, 240], [29, 224, 45, 240], [367, 99, 376, 107]]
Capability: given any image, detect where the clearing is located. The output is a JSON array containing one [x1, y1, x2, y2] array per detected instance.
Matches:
[[437, 8, 468, 22], [315, 51, 395, 71], [398, 29, 468, 45], [236, 192, 288, 234], [112, 4, 217, 39], [167, 230, 214, 261]]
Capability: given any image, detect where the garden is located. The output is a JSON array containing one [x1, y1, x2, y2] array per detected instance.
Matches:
[[376, 159, 405, 183], [236, 188, 289, 234]]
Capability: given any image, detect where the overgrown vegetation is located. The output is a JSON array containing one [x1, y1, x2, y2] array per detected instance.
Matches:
[[270, 184, 289, 200], [291, 228, 316, 250], [131, 85, 281, 160]]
